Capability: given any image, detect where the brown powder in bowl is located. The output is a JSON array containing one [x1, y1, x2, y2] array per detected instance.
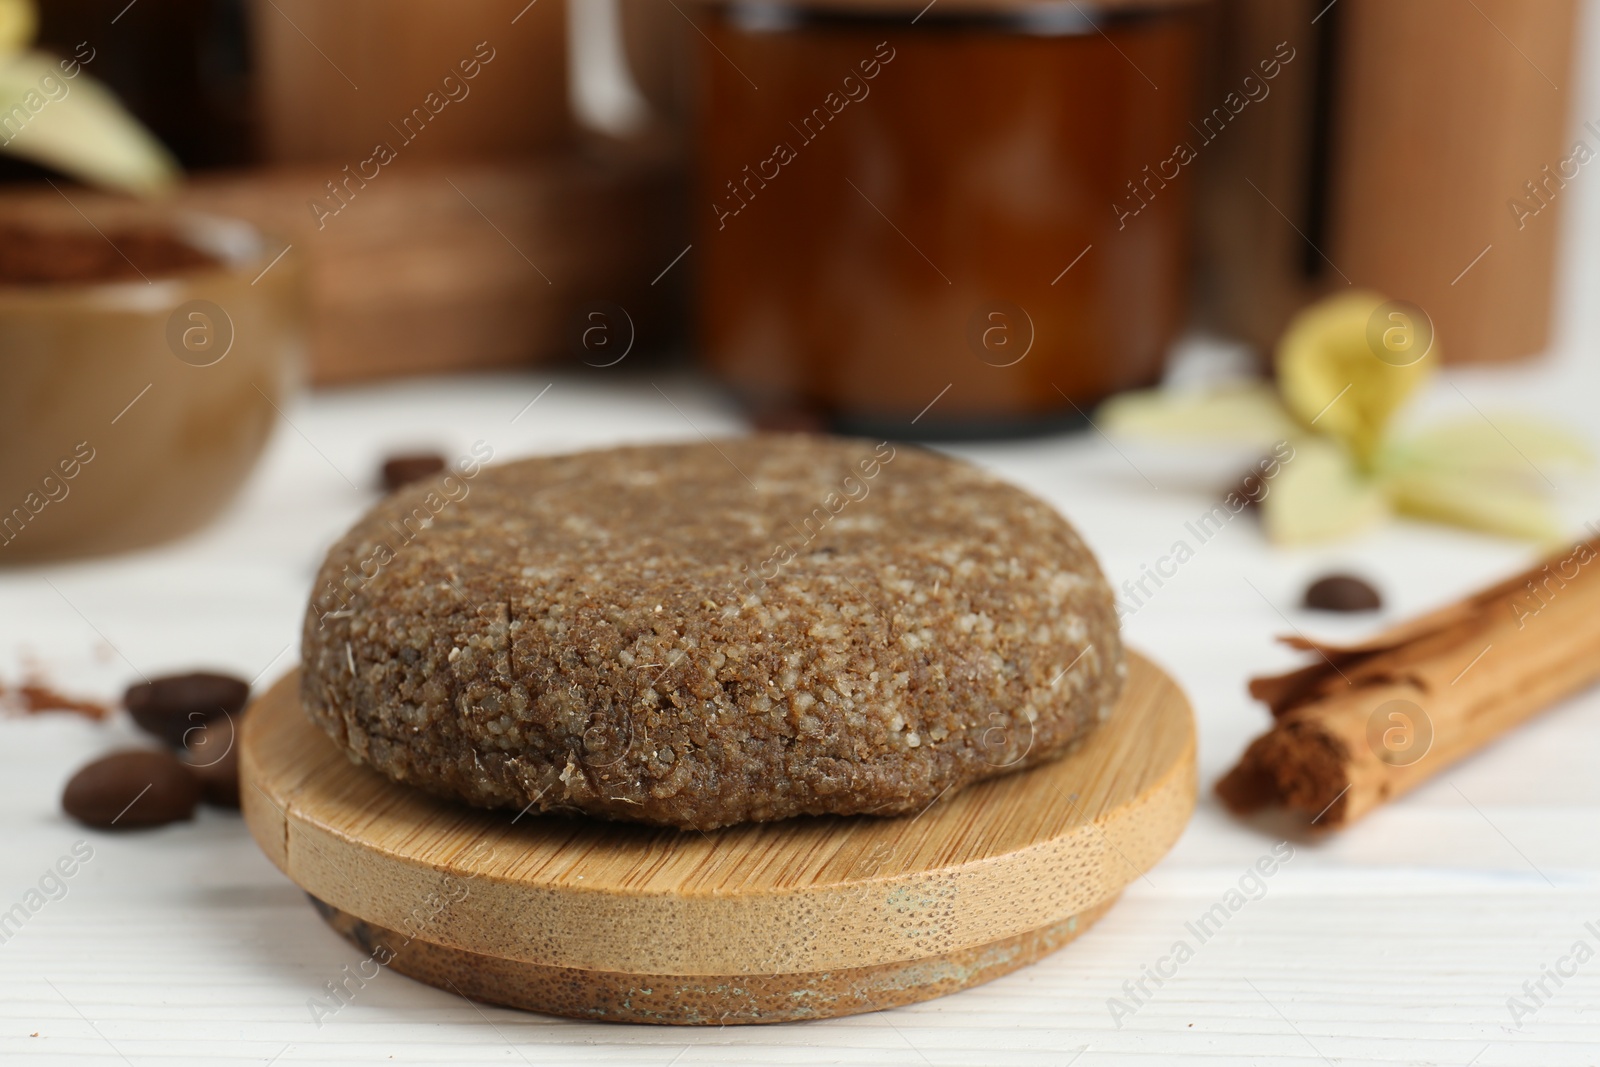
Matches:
[[0, 223, 220, 286]]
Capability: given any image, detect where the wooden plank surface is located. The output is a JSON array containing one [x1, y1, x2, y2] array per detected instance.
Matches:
[[4, 338, 1600, 1058]]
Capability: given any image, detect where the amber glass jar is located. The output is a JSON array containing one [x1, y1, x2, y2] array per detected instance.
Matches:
[[694, 0, 1204, 436]]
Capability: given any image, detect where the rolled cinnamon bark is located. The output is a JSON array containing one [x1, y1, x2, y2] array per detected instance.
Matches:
[[1218, 530, 1600, 827]]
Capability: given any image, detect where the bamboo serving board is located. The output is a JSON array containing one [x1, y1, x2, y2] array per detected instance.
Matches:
[[240, 652, 1195, 1024]]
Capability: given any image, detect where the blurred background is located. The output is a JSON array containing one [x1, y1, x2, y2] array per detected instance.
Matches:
[[1, 0, 1597, 556]]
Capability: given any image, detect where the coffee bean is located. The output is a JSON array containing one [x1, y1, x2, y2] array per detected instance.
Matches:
[[62, 750, 201, 829], [124, 672, 249, 747], [183, 717, 240, 809], [381, 452, 447, 491], [1303, 573, 1382, 612]]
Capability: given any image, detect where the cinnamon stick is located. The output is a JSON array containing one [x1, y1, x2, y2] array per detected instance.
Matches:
[[1218, 531, 1600, 827]]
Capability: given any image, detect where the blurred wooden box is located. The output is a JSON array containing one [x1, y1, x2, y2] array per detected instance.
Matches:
[[249, 0, 693, 161], [248, 0, 572, 164], [182, 149, 686, 383], [233, 0, 690, 383], [0, 149, 685, 385], [1196, 0, 1577, 363]]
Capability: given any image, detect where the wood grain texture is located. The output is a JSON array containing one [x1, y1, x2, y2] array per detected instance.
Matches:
[[240, 652, 1194, 1019], [312, 894, 1118, 1024]]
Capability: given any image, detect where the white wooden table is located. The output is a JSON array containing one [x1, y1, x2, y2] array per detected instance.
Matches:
[[3, 337, 1600, 1065]]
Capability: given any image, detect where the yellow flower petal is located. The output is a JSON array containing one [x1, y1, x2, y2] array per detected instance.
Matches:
[[1277, 291, 1435, 468], [1384, 416, 1592, 486], [0, 0, 36, 54], [1261, 437, 1388, 545], [1097, 381, 1302, 444], [1383, 467, 1565, 544]]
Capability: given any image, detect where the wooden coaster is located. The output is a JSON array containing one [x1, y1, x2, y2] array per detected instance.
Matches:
[[241, 651, 1195, 1024]]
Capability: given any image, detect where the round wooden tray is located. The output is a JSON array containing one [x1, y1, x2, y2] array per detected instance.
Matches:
[[240, 651, 1194, 1024]]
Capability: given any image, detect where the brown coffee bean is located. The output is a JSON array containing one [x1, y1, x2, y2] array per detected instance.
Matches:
[[62, 750, 201, 829], [381, 452, 447, 491], [183, 717, 240, 809], [124, 672, 250, 747], [1303, 573, 1383, 612]]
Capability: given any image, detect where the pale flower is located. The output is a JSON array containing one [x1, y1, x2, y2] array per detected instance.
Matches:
[[1100, 292, 1588, 545]]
